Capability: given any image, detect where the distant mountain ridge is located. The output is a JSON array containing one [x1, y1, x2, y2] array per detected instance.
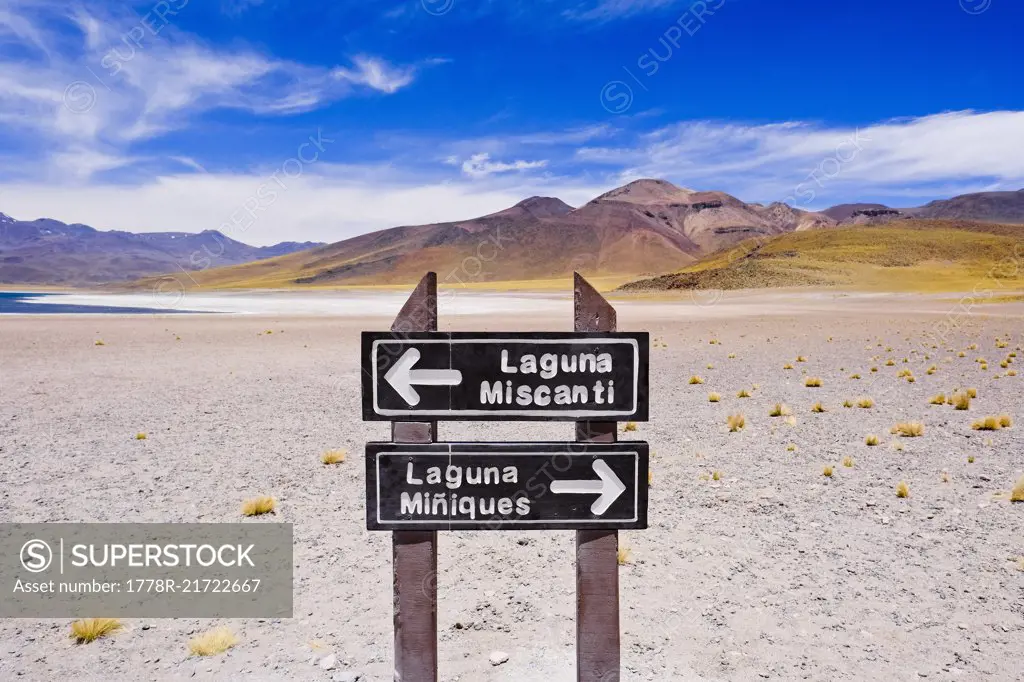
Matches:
[[0, 213, 322, 285]]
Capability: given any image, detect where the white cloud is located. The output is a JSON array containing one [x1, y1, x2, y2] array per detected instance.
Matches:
[[578, 110, 1024, 206], [0, 1, 424, 181], [0, 169, 605, 246], [564, 0, 681, 22], [459, 153, 550, 178]]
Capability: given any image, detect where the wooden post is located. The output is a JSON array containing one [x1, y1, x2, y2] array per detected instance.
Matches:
[[573, 272, 620, 682], [391, 273, 438, 682]]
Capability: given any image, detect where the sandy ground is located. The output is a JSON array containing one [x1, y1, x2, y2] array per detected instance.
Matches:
[[1, 291, 1023, 681]]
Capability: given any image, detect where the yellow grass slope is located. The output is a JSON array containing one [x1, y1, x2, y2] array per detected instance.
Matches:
[[618, 220, 1024, 293]]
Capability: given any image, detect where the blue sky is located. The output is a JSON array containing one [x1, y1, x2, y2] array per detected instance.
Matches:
[[1, 0, 1022, 245]]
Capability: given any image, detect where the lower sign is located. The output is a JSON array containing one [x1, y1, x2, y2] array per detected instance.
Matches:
[[366, 442, 648, 531]]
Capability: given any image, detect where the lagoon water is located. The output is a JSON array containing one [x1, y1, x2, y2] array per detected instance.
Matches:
[[0, 290, 574, 317]]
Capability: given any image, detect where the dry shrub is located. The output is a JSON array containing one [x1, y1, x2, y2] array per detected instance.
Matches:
[[70, 618, 121, 644], [929, 394, 946, 405], [804, 377, 822, 387], [865, 434, 879, 446], [241, 496, 276, 516], [822, 466, 834, 477], [786, 444, 797, 452], [811, 402, 826, 413], [189, 627, 239, 656], [737, 389, 751, 398], [850, 373, 861, 380], [769, 403, 791, 417], [941, 471, 950, 483], [796, 355, 807, 363], [727, 414, 745, 432], [842, 456, 854, 468], [708, 393, 721, 403], [891, 422, 924, 437], [953, 392, 971, 410], [783, 363, 794, 370], [958, 351, 966, 358], [898, 369, 913, 378], [885, 359, 896, 366], [857, 397, 874, 409], [623, 422, 638, 432], [968, 455, 975, 463], [967, 387, 978, 398], [321, 450, 346, 465], [896, 481, 909, 498], [1011, 476, 1024, 503], [712, 470, 722, 481], [972, 416, 1002, 431], [689, 376, 704, 385], [998, 414, 1013, 428], [135, 433, 147, 440]]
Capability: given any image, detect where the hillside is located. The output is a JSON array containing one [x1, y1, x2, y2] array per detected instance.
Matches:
[[0, 213, 321, 285], [617, 220, 1024, 293], [128, 179, 835, 290]]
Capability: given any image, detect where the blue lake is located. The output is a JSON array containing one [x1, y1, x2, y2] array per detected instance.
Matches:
[[0, 291, 199, 314]]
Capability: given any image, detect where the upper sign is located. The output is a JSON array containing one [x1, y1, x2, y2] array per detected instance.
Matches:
[[361, 332, 649, 421], [366, 441, 649, 531]]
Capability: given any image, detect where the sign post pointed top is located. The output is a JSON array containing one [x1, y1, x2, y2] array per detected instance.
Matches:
[[574, 272, 616, 333], [393, 272, 437, 333]]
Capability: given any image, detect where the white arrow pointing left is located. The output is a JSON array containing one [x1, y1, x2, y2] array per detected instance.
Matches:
[[384, 348, 463, 406], [549, 459, 627, 516]]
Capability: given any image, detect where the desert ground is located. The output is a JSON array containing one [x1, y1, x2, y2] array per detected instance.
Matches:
[[1, 289, 1022, 681]]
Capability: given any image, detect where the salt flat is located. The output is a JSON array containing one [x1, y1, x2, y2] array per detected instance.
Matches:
[[0, 291, 1022, 681]]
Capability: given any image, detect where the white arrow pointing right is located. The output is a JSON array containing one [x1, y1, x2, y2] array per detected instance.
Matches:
[[549, 459, 627, 516]]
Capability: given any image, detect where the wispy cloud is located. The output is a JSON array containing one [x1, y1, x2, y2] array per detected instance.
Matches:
[[0, 0, 425, 180], [457, 152, 549, 178], [577, 110, 1024, 205], [563, 0, 682, 22]]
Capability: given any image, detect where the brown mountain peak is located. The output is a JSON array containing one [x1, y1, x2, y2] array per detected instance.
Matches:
[[591, 178, 697, 206]]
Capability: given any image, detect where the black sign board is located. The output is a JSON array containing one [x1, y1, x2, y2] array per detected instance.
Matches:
[[361, 332, 649, 421], [365, 442, 648, 531]]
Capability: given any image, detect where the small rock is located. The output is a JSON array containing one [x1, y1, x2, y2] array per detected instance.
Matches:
[[489, 651, 509, 666], [320, 654, 337, 671]]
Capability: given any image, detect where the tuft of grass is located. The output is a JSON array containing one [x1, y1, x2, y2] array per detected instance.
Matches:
[[822, 465, 834, 477], [728, 352, 736, 358], [906, 375, 916, 383], [1008, 369, 1017, 376], [929, 393, 946, 405], [94, 340, 105, 346], [885, 359, 896, 366], [783, 363, 794, 370], [804, 377, 822, 387], [972, 416, 1002, 431], [897, 369, 913, 378], [786, 443, 797, 452], [967, 387, 978, 398], [241, 496, 276, 516], [892, 441, 905, 452], [856, 397, 874, 409], [769, 403, 791, 417], [796, 355, 807, 363], [811, 402, 826, 413], [958, 351, 966, 358], [1010, 476, 1024, 503], [865, 434, 879, 446], [689, 375, 704, 385], [849, 373, 861, 380], [727, 414, 745, 432], [895, 481, 909, 498], [321, 449, 346, 465], [968, 343, 978, 350], [706, 363, 714, 369], [188, 627, 239, 657], [70, 618, 122, 644], [870, 366, 878, 372], [998, 414, 1013, 428], [843, 399, 854, 408], [712, 470, 722, 481], [623, 421, 638, 432], [952, 392, 971, 410], [842, 456, 854, 468], [968, 455, 975, 463], [941, 471, 950, 483], [891, 422, 924, 437], [736, 389, 751, 398], [708, 392, 721, 403], [135, 432, 147, 440]]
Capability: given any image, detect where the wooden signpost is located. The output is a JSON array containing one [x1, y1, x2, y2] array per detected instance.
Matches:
[[363, 272, 648, 682]]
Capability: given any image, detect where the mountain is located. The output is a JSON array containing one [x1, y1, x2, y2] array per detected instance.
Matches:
[[617, 220, 1024, 293], [0, 213, 322, 285], [823, 189, 1024, 226], [133, 179, 837, 290]]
